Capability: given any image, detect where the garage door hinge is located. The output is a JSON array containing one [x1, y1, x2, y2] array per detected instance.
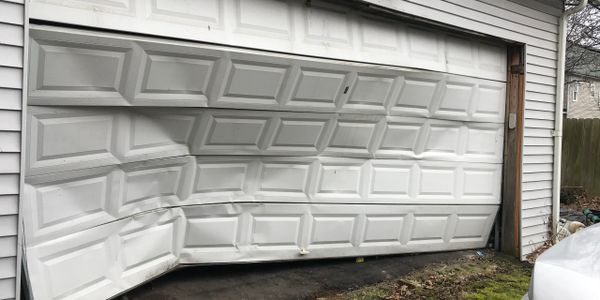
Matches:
[[510, 64, 524, 74]]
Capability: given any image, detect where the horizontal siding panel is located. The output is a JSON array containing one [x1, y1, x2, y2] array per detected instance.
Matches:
[[0, 153, 18, 173], [522, 188, 552, 200], [523, 162, 553, 173], [525, 99, 555, 112], [0, 45, 22, 68], [526, 82, 556, 94], [0, 174, 18, 195], [0, 195, 17, 216], [522, 216, 550, 231], [523, 172, 553, 182], [368, 0, 557, 50], [527, 54, 557, 68], [523, 128, 553, 137], [523, 136, 553, 146], [526, 91, 555, 103], [0, 257, 15, 279], [0, 110, 20, 131], [522, 205, 552, 218], [527, 73, 556, 86], [0, 215, 16, 237], [521, 240, 548, 259], [0, 67, 21, 89], [527, 45, 558, 60], [0, 22, 23, 46], [524, 118, 554, 129], [0, 131, 19, 152], [0, 88, 21, 110], [0, 277, 15, 299], [0, 1, 23, 25], [522, 154, 554, 164], [522, 223, 550, 238], [527, 65, 557, 77], [522, 231, 550, 247], [523, 145, 553, 155], [522, 198, 552, 210], [522, 180, 552, 191], [485, 0, 559, 24], [525, 109, 555, 120], [0, 237, 15, 258], [438, 0, 558, 41]]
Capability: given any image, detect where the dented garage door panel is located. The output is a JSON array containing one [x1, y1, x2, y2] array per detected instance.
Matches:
[[22, 23, 506, 300], [26, 203, 498, 300]]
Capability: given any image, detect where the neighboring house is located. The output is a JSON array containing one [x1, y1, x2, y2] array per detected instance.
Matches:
[[0, 0, 567, 299], [565, 46, 600, 118]]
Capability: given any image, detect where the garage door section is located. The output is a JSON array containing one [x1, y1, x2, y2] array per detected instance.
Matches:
[[22, 25, 506, 299]]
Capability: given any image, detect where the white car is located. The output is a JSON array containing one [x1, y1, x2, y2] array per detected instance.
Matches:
[[522, 223, 600, 300]]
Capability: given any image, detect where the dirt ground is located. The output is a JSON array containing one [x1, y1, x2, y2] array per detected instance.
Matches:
[[316, 251, 531, 300]]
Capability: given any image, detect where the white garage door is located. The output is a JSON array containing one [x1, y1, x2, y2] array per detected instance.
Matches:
[[23, 4, 506, 299]]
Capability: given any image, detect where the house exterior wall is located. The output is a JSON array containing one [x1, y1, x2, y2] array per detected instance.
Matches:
[[0, 0, 24, 299], [565, 75, 600, 119]]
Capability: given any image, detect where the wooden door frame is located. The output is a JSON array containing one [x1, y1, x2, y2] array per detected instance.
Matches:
[[500, 44, 525, 257]]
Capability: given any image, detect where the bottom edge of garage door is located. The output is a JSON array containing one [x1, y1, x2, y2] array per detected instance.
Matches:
[[24, 202, 498, 300]]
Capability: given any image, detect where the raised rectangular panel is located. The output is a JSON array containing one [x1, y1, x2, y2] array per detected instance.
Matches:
[[235, 0, 291, 38], [452, 215, 489, 241], [465, 126, 502, 161], [316, 163, 362, 198], [407, 27, 441, 61], [376, 118, 423, 155], [135, 52, 217, 104], [123, 112, 195, 160], [194, 162, 249, 194], [203, 114, 270, 151], [463, 168, 498, 199], [446, 36, 474, 72], [251, 215, 302, 247], [394, 78, 438, 116], [149, 0, 222, 27], [185, 217, 238, 248], [326, 120, 378, 155], [304, 6, 351, 46], [123, 164, 184, 205], [423, 123, 461, 154], [121, 223, 175, 272], [222, 60, 289, 105], [437, 82, 474, 119], [41, 240, 111, 299], [258, 162, 310, 195], [35, 0, 134, 13], [289, 68, 347, 108], [369, 166, 411, 197], [474, 85, 505, 121], [418, 167, 455, 197], [410, 215, 449, 243], [266, 117, 329, 153], [345, 74, 395, 109], [360, 16, 399, 51], [35, 176, 109, 229], [362, 216, 404, 244], [310, 216, 356, 246], [30, 39, 131, 104], [28, 110, 118, 174], [478, 43, 506, 81]]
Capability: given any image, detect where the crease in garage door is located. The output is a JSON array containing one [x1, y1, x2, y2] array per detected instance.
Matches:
[[22, 26, 506, 299]]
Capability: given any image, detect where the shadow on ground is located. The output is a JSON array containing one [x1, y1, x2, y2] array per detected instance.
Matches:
[[119, 251, 470, 300]]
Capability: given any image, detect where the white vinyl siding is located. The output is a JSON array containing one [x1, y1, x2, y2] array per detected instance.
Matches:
[[0, 0, 23, 298], [363, 0, 559, 259]]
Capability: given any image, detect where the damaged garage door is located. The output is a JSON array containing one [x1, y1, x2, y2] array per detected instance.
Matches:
[[22, 25, 506, 300]]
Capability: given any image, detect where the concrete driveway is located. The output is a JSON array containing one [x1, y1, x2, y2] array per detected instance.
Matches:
[[119, 251, 471, 300]]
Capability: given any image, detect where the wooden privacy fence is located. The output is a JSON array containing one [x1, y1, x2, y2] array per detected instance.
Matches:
[[561, 118, 600, 196]]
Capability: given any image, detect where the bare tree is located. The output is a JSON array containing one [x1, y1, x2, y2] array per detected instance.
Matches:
[[566, 2, 600, 77]]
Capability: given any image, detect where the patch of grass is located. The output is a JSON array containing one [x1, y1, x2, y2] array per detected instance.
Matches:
[[318, 251, 532, 300]]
